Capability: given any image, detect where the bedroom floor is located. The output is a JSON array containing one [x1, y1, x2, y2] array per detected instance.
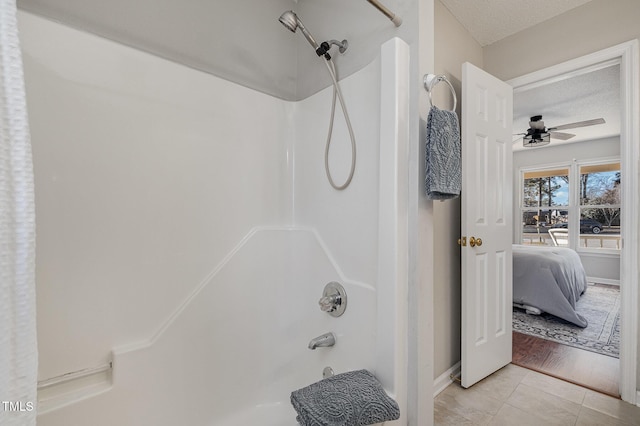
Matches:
[[512, 331, 619, 397], [434, 364, 640, 425], [511, 281, 620, 397]]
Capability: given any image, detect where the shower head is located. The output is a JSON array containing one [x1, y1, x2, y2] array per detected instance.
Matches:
[[278, 10, 320, 52], [278, 10, 298, 33]]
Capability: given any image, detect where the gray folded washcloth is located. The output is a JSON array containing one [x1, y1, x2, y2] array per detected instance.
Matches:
[[290, 369, 400, 426], [425, 105, 461, 200]]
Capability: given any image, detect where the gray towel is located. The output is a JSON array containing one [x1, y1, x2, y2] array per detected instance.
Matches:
[[425, 106, 461, 200], [290, 369, 400, 426]]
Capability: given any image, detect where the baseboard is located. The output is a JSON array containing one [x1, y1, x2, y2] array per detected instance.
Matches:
[[433, 361, 461, 397], [586, 277, 620, 286]]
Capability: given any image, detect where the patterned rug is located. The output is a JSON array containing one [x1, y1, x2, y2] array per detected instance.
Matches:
[[512, 283, 620, 358]]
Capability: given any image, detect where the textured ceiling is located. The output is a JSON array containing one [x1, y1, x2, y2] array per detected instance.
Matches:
[[512, 64, 620, 152], [439, 0, 594, 46]]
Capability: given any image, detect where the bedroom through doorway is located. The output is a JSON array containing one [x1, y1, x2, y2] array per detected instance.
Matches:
[[508, 48, 630, 398]]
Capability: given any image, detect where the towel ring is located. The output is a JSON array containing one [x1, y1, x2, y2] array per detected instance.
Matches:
[[423, 74, 457, 112]]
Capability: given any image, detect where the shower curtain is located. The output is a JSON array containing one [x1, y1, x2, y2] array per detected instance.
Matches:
[[0, 1, 37, 425]]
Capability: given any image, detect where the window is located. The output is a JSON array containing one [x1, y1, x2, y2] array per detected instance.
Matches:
[[519, 160, 621, 252], [579, 162, 621, 250], [520, 167, 570, 245]]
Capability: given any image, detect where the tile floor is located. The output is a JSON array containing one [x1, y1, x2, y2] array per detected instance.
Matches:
[[434, 364, 640, 425]]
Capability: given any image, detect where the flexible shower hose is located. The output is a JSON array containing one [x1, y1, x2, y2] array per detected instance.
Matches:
[[323, 59, 356, 190]]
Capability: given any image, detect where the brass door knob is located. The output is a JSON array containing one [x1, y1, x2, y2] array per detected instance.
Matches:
[[469, 237, 483, 247]]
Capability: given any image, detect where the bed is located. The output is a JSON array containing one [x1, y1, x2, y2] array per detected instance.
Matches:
[[512, 244, 588, 327]]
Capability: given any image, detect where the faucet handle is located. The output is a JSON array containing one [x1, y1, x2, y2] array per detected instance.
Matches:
[[319, 294, 340, 312], [319, 282, 347, 317]]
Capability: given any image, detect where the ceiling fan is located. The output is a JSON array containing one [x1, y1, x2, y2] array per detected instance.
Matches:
[[514, 115, 606, 148]]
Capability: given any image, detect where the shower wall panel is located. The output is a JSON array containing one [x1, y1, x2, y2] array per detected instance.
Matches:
[[292, 55, 382, 286], [19, 10, 291, 388]]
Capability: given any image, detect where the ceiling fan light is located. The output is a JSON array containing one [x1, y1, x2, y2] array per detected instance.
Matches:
[[523, 133, 550, 147], [529, 119, 545, 130]]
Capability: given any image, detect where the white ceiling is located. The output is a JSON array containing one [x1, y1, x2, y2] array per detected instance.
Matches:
[[439, 0, 595, 47]]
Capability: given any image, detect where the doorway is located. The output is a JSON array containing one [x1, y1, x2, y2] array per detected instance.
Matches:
[[506, 41, 638, 403]]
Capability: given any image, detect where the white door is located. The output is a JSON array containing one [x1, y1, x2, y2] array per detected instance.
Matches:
[[461, 62, 513, 388]]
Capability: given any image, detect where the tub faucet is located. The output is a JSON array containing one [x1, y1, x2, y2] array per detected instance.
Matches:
[[308, 332, 336, 350]]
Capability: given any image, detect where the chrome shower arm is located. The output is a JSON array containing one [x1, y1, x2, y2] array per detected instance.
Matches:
[[327, 39, 348, 54]]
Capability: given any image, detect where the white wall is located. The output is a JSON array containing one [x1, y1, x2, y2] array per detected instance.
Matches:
[[432, 0, 482, 380], [19, 9, 291, 385], [513, 137, 621, 282]]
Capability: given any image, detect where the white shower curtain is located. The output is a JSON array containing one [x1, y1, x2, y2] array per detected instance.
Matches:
[[0, 1, 37, 425]]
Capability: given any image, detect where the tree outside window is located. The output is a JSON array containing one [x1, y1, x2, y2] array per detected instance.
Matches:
[[521, 168, 569, 246], [520, 161, 621, 251], [579, 163, 620, 249]]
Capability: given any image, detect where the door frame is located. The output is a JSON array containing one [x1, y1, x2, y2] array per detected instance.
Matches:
[[507, 40, 639, 404]]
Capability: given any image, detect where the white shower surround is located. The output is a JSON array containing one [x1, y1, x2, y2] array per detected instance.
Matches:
[[114, 39, 409, 426], [120, 227, 379, 426], [23, 10, 410, 423]]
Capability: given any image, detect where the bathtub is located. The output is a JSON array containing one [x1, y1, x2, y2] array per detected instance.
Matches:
[[108, 228, 382, 425]]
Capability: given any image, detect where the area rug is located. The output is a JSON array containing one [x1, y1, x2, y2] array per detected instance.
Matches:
[[512, 283, 620, 358]]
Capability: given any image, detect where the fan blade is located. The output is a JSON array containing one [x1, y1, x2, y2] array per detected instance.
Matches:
[[547, 118, 605, 131], [549, 132, 575, 140]]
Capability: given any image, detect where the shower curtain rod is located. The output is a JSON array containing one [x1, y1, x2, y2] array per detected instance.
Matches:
[[366, 0, 402, 27]]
